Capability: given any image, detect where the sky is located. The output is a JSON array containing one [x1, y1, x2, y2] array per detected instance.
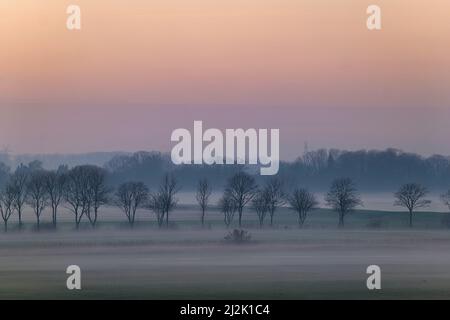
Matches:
[[0, 0, 449, 160]]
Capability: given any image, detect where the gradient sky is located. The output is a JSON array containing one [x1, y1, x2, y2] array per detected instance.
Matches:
[[1, 0, 449, 159]]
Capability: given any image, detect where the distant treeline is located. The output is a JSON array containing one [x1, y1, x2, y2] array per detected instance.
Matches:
[[104, 148, 450, 191], [0, 162, 448, 231], [1, 148, 450, 191]]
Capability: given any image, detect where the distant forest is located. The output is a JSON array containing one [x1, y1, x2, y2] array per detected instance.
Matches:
[[1, 148, 449, 192]]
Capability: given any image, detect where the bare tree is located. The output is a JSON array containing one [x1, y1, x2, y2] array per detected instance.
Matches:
[[85, 166, 110, 227], [395, 183, 431, 228], [44, 170, 67, 228], [325, 178, 362, 227], [441, 189, 450, 208], [218, 194, 237, 228], [64, 166, 91, 229], [251, 190, 269, 227], [10, 169, 28, 228], [0, 184, 15, 232], [196, 178, 212, 227], [149, 193, 166, 227], [224, 172, 257, 227], [26, 171, 49, 230], [264, 178, 285, 226], [286, 188, 318, 227], [150, 174, 179, 228], [115, 182, 149, 227]]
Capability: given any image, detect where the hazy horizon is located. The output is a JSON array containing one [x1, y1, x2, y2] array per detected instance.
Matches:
[[3, 143, 450, 163], [2, 0, 449, 159]]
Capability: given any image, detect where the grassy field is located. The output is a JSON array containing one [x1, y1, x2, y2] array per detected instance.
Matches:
[[1, 205, 450, 299]]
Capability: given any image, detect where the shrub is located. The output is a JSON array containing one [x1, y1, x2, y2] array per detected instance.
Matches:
[[224, 229, 252, 244]]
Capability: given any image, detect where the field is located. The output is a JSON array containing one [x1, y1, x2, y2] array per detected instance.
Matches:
[[1, 205, 450, 299]]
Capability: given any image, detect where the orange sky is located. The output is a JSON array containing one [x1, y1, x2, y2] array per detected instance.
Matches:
[[1, 0, 449, 158]]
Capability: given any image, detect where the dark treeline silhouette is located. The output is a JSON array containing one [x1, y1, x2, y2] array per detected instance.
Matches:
[[1, 148, 450, 192], [287, 148, 450, 192], [0, 151, 127, 171], [104, 151, 244, 190], [0, 148, 450, 231], [0, 163, 445, 231], [105, 149, 450, 191]]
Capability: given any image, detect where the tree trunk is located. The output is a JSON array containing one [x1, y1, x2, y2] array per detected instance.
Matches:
[[201, 209, 205, 227], [92, 208, 98, 228], [129, 209, 136, 228], [166, 210, 169, 228], [298, 212, 303, 228], [4, 220, 7, 232], [339, 212, 344, 228], [238, 209, 243, 227], [18, 211, 22, 229], [52, 207, 57, 228], [409, 210, 413, 228]]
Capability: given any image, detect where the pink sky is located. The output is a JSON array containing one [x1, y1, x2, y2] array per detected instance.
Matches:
[[1, 0, 449, 159]]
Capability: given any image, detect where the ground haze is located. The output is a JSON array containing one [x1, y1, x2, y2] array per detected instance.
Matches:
[[1, 205, 450, 299]]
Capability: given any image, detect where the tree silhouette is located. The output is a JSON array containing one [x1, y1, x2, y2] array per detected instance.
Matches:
[[218, 194, 237, 228], [224, 172, 257, 227], [395, 183, 431, 227], [64, 166, 92, 229], [115, 181, 149, 227], [287, 188, 318, 227], [85, 166, 110, 227], [26, 171, 49, 230], [263, 178, 285, 226], [196, 178, 212, 227], [149, 174, 179, 228], [0, 184, 15, 232], [44, 170, 67, 228], [251, 189, 269, 227], [10, 169, 28, 228], [325, 178, 362, 227]]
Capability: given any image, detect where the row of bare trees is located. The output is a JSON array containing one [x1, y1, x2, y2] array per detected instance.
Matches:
[[115, 174, 180, 228], [0, 165, 110, 231], [0, 163, 447, 231], [122, 176, 450, 229], [217, 173, 358, 228], [215, 174, 443, 229]]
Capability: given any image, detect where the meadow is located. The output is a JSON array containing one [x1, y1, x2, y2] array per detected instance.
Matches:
[[1, 204, 450, 299]]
